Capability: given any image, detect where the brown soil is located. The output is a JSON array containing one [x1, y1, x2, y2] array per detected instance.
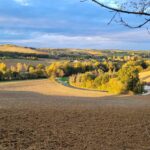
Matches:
[[0, 80, 150, 150]]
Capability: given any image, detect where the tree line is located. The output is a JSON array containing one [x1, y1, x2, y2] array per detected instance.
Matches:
[[1, 59, 150, 94], [0, 51, 49, 60], [0, 63, 46, 81]]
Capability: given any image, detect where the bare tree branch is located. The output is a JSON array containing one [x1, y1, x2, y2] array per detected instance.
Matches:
[[81, 0, 150, 28], [92, 0, 150, 16], [108, 12, 118, 25], [119, 17, 150, 28]]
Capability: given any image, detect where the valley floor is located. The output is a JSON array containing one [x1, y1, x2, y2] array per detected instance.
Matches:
[[0, 79, 150, 149]]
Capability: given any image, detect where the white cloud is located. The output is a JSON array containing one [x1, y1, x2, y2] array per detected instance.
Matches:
[[0, 29, 149, 50], [13, 0, 30, 6], [0, 34, 111, 48]]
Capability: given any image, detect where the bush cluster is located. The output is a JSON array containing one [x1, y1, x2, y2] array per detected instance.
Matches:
[[69, 61, 145, 94]]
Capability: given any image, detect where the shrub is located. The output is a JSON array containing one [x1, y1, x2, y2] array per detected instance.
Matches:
[[107, 78, 126, 94]]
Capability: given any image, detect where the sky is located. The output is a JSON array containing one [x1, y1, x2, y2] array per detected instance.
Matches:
[[0, 0, 149, 50]]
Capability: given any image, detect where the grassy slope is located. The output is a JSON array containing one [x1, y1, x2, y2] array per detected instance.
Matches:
[[0, 44, 47, 54], [0, 79, 109, 97], [139, 71, 150, 83]]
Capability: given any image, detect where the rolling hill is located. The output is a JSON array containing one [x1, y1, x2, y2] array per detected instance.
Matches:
[[0, 44, 47, 54]]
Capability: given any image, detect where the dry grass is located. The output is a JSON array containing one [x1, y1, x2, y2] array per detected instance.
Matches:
[[0, 45, 47, 54], [139, 71, 150, 83], [0, 80, 150, 150], [0, 79, 110, 97]]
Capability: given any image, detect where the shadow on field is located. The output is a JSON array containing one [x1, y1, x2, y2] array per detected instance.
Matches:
[[0, 90, 150, 109]]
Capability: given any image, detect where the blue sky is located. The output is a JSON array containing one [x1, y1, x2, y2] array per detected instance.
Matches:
[[0, 0, 149, 50]]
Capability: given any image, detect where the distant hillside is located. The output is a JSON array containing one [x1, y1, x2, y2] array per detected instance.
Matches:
[[1, 44, 150, 60], [0, 44, 47, 55], [38, 48, 103, 57], [39, 48, 150, 58]]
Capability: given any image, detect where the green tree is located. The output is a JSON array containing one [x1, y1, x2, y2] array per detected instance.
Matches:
[[118, 65, 143, 93]]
